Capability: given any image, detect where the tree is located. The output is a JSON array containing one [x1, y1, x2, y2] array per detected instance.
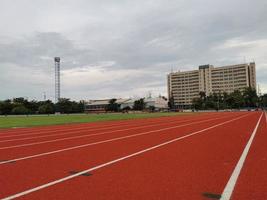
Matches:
[[231, 90, 244, 109], [12, 106, 30, 115], [168, 92, 176, 109], [205, 95, 216, 110], [13, 97, 28, 105], [148, 105, 156, 112], [0, 100, 13, 115], [55, 98, 73, 113], [259, 94, 267, 109], [106, 99, 119, 112], [168, 95, 175, 110], [192, 97, 202, 110], [27, 100, 40, 114], [38, 104, 54, 114], [133, 98, 146, 111], [0, 97, 85, 115], [199, 91, 206, 100], [199, 91, 206, 109], [243, 87, 258, 108], [11, 97, 40, 114], [78, 101, 85, 113]]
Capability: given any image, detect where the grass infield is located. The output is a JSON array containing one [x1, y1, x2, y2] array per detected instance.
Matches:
[[0, 112, 192, 129]]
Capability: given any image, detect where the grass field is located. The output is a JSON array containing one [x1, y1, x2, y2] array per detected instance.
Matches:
[[0, 112, 189, 129]]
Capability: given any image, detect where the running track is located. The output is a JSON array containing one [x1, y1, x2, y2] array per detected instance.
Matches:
[[0, 112, 266, 199]]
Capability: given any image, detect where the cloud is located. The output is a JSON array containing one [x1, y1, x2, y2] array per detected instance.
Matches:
[[61, 64, 167, 100], [0, 0, 267, 100]]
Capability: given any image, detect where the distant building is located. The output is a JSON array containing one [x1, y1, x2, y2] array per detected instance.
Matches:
[[85, 98, 129, 113], [145, 96, 168, 111], [85, 97, 168, 113], [167, 62, 256, 108], [120, 97, 168, 111]]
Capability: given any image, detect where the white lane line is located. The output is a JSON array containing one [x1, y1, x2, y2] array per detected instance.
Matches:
[[0, 113, 226, 139], [0, 117, 201, 143], [220, 112, 263, 200], [0, 119, 169, 139], [0, 115, 187, 138], [0, 113, 250, 200], [0, 115, 187, 136], [0, 125, 121, 139], [0, 114, 250, 165], [0, 117, 228, 163], [0, 115, 235, 150], [0, 120, 135, 138], [0, 114, 204, 135]]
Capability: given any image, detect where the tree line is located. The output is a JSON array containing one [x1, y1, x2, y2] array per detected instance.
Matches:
[[1, 89, 266, 115], [0, 97, 85, 115], [191, 87, 266, 110]]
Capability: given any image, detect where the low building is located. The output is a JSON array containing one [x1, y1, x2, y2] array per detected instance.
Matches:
[[120, 97, 168, 111], [120, 98, 137, 110], [85, 97, 168, 112], [145, 96, 168, 111], [85, 98, 129, 113]]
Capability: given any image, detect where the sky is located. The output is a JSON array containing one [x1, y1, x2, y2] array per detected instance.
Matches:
[[0, 0, 267, 101]]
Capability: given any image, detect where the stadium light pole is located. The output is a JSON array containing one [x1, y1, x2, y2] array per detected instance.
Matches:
[[54, 57, 60, 103]]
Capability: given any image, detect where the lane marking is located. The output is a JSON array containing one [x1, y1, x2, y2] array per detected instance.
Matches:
[[0, 116, 228, 150], [0, 113, 231, 139], [0, 114, 239, 150], [0, 113, 251, 200], [0, 117, 181, 139], [0, 117, 206, 143], [0, 116, 241, 164], [0, 115, 194, 136], [0, 114, 251, 164], [220, 112, 263, 200], [0, 122, 129, 138], [0, 113, 220, 139], [0, 115, 184, 135]]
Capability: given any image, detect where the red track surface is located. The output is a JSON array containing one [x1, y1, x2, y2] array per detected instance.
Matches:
[[0, 112, 266, 200]]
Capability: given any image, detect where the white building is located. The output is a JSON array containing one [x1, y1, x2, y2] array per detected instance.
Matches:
[[120, 97, 168, 111], [85, 97, 168, 112]]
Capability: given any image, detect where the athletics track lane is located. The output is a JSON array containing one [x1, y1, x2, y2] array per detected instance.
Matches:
[[0, 112, 243, 198], [0, 113, 238, 162], [0, 113, 213, 136], [0, 112, 260, 199], [0, 113, 225, 147]]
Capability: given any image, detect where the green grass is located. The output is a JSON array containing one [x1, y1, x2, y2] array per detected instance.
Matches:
[[0, 112, 192, 129]]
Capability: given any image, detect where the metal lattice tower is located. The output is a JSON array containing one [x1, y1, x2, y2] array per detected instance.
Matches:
[[54, 57, 60, 103]]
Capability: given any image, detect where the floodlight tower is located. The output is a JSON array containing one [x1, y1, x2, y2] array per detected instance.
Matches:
[[54, 57, 61, 103]]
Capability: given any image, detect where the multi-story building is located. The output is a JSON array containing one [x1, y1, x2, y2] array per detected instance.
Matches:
[[167, 62, 256, 108]]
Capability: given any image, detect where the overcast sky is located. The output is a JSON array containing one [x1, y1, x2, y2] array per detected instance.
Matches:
[[0, 0, 266, 101]]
